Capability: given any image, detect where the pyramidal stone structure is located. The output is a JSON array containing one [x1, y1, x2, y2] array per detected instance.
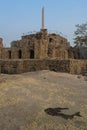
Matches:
[[0, 7, 87, 74]]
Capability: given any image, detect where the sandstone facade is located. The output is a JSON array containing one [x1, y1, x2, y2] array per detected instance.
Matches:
[[0, 29, 86, 74], [0, 29, 83, 60]]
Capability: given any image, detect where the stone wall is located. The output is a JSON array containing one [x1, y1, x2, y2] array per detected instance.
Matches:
[[1, 37, 48, 60], [0, 29, 71, 60], [1, 48, 32, 59], [0, 61, 1, 73], [0, 38, 3, 59], [0, 59, 87, 74], [0, 29, 83, 60], [34, 39, 48, 59], [70, 60, 87, 74], [0, 59, 48, 74]]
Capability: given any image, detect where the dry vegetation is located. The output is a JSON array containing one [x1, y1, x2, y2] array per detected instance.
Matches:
[[0, 70, 87, 130]]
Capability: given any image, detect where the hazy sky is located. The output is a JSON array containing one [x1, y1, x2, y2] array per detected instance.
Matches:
[[0, 0, 87, 46]]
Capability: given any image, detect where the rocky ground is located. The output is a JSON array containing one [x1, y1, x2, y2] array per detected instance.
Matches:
[[0, 70, 87, 130]]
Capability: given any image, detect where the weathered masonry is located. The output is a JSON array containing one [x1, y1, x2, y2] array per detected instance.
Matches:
[[0, 29, 83, 60], [0, 59, 87, 74]]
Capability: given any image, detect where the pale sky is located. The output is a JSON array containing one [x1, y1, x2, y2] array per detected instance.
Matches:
[[0, 0, 87, 46]]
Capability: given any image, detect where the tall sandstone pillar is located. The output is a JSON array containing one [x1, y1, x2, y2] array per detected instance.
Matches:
[[42, 7, 44, 29]]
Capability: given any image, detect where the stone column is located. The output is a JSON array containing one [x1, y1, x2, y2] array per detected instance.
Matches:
[[42, 7, 44, 29]]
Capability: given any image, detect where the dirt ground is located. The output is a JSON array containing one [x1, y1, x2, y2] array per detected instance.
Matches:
[[0, 70, 87, 130]]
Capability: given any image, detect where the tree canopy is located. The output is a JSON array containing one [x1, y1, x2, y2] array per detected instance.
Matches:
[[74, 22, 87, 46]]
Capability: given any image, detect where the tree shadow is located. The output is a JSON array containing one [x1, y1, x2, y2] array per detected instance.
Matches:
[[44, 107, 82, 120]]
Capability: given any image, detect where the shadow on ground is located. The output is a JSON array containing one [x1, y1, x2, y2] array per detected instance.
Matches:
[[44, 107, 82, 120]]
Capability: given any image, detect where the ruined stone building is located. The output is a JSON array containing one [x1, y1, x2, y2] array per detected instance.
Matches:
[[0, 7, 83, 60], [0, 28, 83, 60], [0, 7, 87, 74]]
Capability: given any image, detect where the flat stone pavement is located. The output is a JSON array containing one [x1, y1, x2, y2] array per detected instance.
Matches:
[[0, 70, 87, 130]]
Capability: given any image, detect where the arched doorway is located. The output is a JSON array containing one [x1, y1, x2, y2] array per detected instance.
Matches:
[[30, 50, 34, 59], [18, 50, 22, 59], [8, 50, 11, 59]]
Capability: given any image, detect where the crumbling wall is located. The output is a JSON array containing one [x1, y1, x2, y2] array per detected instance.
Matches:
[[0, 59, 87, 74], [0, 30, 84, 60], [48, 44, 68, 59], [35, 39, 48, 59], [0, 61, 1, 73], [48, 34, 68, 47], [0, 38, 3, 59], [0, 59, 48, 74], [70, 60, 87, 74], [1, 45, 84, 60], [0, 59, 70, 74], [1, 48, 33, 59], [55, 48, 68, 59]]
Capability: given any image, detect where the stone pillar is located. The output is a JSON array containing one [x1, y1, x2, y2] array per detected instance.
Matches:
[[42, 7, 44, 29]]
